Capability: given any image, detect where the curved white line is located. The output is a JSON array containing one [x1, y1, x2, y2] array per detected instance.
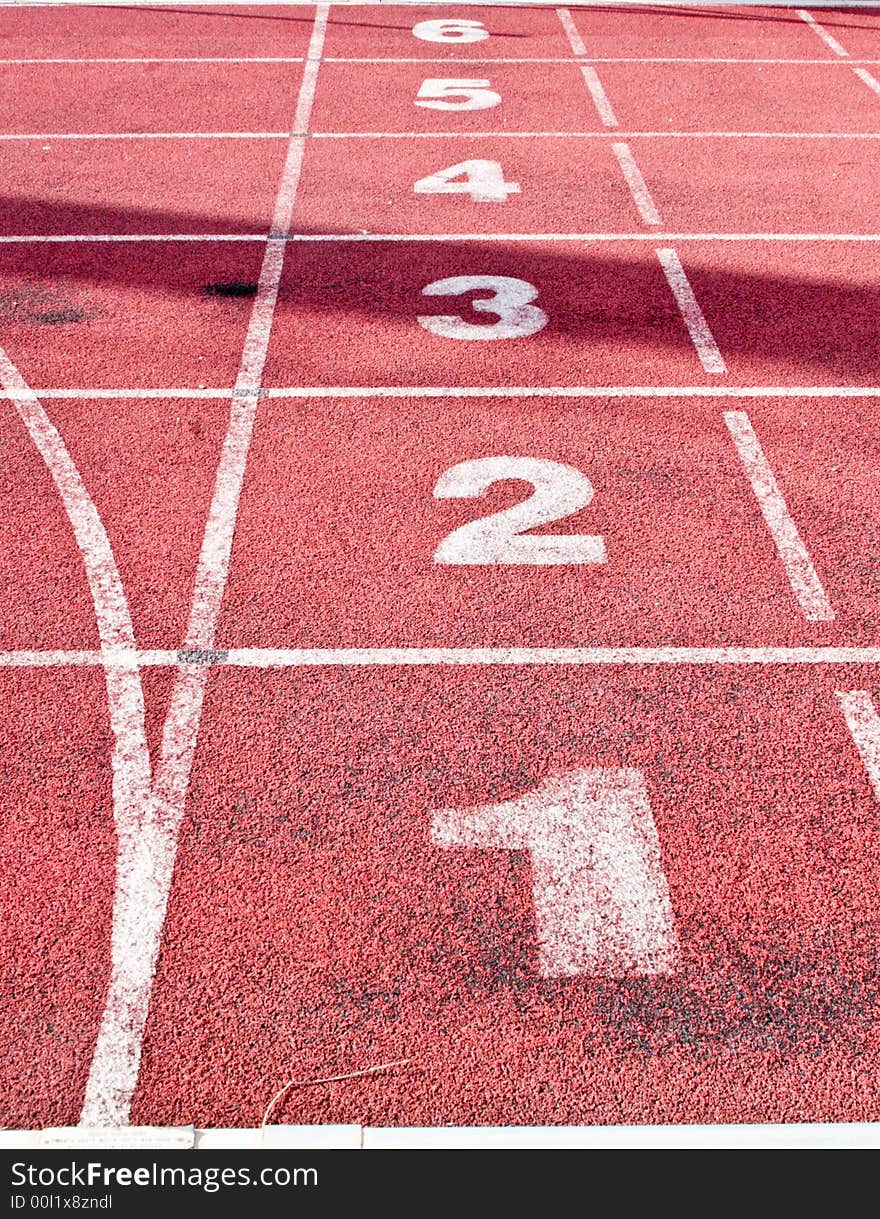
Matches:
[[0, 346, 156, 1123]]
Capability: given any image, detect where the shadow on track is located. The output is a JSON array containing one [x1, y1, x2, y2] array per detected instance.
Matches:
[[0, 194, 875, 383]]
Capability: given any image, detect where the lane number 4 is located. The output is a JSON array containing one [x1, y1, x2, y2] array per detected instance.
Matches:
[[414, 160, 520, 204]]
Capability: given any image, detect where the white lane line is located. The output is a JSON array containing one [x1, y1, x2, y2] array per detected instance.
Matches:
[[4, 131, 880, 141], [432, 769, 679, 977], [227, 646, 870, 667], [6, 57, 880, 67], [81, 4, 330, 1129], [7, 647, 880, 669], [797, 9, 851, 56], [854, 67, 880, 96], [185, 16, 325, 645], [0, 132, 290, 140], [0, 348, 156, 1130], [0, 57, 305, 64], [837, 691, 880, 801], [556, 8, 587, 57], [313, 131, 880, 139], [0, 234, 266, 242], [6, 386, 880, 401], [580, 66, 619, 127], [724, 410, 835, 622], [611, 143, 662, 226], [5, 232, 880, 243], [655, 248, 726, 374], [326, 57, 880, 65]]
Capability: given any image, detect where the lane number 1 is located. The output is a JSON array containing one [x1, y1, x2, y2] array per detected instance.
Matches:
[[432, 768, 680, 977]]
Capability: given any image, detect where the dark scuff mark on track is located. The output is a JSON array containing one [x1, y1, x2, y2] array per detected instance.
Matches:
[[0, 282, 93, 327], [590, 925, 880, 1059], [203, 280, 258, 299]]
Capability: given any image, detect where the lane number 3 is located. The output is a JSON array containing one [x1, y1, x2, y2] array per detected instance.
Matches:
[[418, 276, 546, 340]]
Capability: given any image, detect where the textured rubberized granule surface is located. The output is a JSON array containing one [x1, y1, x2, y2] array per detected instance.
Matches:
[[2, 2, 880, 1131]]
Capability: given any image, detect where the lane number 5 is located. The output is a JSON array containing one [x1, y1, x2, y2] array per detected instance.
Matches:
[[416, 78, 501, 111]]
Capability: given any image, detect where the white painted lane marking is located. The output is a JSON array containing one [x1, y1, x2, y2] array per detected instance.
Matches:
[[724, 410, 834, 622], [0, 132, 290, 140], [854, 67, 880, 96], [0, 57, 306, 64], [225, 647, 880, 667], [611, 142, 662, 225], [0, 234, 267, 242], [837, 691, 880, 801], [797, 9, 851, 56], [7, 58, 880, 66], [7, 232, 880, 244], [7, 646, 880, 668], [313, 131, 880, 139], [5, 131, 880, 141], [580, 66, 618, 127], [184, 12, 327, 650], [81, 4, 330, 1128], [432, 768, 679, 977], [6, 386, 880, 401], [0, 347, 157, 1129], [556, 8, 586, 57], [325, 57, 880, 65], [655, 248, 726, 374]]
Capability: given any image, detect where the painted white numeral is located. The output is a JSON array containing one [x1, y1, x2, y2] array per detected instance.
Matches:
[[415, 78, 501, 111], [433, 456, 606, 565], [418, 275, 547, 341], [413, 19, 489, 44], [414, 160, 520, 204], [432, 768, 680, 977]]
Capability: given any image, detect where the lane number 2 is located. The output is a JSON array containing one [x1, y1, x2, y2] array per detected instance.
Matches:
[[414, 160, 520, 204], [418, 276, 546, 340], [413, 19, 489, 44], [433, 456, 607, 566], [416, 78, 501, 111]]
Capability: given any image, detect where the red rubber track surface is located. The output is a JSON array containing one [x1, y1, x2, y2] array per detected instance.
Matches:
[[3, 3, 880, 1131]]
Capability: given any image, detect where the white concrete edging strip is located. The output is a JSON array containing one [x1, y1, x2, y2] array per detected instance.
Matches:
[[2, 1123, 879, 1150]]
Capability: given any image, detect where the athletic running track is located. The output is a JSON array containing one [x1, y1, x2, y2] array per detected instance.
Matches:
[[3, 1, 880, 1137]]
